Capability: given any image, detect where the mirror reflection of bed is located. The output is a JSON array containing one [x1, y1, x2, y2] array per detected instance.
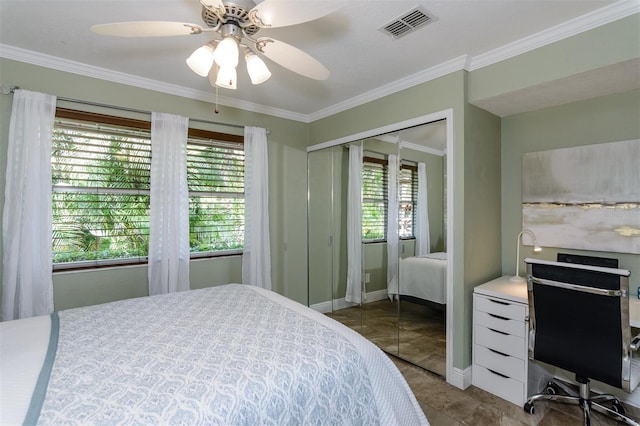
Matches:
[[397, 252, 447, 375]]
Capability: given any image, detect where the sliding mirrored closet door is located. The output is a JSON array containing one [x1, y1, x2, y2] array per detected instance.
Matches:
[[308, 144, 362, 329], [396, 123, 447, 376], [307, 120, 448, 377], [360, 136, 400, 357]]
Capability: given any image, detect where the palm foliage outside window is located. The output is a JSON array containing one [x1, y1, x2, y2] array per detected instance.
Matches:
[[361, 159, 417, 242], [362, 160, 387, 241], [52, 119, 151, 265], [51, 110, 244, 269], [187, 140, 244, 254]]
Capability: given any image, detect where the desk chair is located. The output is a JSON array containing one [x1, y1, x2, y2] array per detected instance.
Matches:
[[523, 258, 640, 426]]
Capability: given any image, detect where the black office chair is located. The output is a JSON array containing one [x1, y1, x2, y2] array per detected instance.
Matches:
[[523, 258, 640, 426]]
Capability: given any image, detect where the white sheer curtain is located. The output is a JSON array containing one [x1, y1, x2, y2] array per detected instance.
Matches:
[[2, 90, 56, 321], [415, 162, 431, 256], [148, 112, 190, 295], [346, 143, 363, 304], [386, 154, 399, 299], [242, 126, 271, 290]]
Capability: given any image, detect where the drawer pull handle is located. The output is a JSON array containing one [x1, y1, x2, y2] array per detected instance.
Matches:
[[488, 348, 509, 357], [487, 368, 510, 379], [488, 313, 509, 321], [489, 299, 509, 306], [488, 328, 508, 336]]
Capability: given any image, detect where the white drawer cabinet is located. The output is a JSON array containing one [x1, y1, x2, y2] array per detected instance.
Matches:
[[472, 276, 529, 407]]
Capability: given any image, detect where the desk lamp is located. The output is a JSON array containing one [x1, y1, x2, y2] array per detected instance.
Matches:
[[511, 229, 542, 282]]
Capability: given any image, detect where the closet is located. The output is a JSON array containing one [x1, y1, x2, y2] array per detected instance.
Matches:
[[307, 119, 448, 375]]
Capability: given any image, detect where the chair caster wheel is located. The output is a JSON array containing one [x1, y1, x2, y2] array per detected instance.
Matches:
[[545, 382, 560, 395], [611, 400, 626, 416], [523, 402, 535, 414]]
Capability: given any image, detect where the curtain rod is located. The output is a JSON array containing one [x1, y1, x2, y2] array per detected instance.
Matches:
[[0, 85, 268, 133]]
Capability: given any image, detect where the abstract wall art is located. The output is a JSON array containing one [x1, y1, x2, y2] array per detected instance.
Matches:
[[522, 139, 640, 254]]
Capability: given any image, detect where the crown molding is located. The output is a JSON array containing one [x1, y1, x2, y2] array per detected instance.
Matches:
[[1, 1, 636, 123], [0, 44, 308, 122], [307, 55, 469, 122], [468, 0, 640, 71]]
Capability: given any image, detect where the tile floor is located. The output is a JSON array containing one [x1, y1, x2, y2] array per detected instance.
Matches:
[[328, 298, 446, 376], [393, 356, 639, 425], [330, 299, 640, 426]]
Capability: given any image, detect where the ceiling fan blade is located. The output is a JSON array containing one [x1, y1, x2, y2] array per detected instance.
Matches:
[[91, 21, 204, 37], [249, 1, 341, 28], [256, 38, 329, 80], [200, 0, 225, 15]]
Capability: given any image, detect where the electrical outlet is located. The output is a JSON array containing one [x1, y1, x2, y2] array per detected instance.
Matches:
[[365, 273, 370, 283]]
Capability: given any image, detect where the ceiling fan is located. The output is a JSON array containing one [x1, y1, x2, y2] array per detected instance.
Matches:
[[91, 0, 339, 90]]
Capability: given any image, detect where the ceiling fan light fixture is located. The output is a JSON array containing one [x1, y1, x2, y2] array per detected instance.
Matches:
[[186, 43, 215, 77], [215, 65, 237, 90], [207, 63, 219, 87], [245, 51, 271, 85], [213, 36, 239, 68]]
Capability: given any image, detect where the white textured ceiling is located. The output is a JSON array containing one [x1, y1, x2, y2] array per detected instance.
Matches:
[[0, 0, 637, 122]]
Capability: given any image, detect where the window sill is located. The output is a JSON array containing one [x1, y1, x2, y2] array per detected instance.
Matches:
[[53, 250, 243, 272]]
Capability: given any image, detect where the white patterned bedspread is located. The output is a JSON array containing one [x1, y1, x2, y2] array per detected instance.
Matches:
[[7, 284, 428, 425]]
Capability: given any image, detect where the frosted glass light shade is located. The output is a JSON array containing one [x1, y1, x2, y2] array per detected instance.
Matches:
[[186, 44, 215, 77], [215, 66, 237, 89], [207, 63, 219, 87], [214, 37, 239, 68], [245, 52, 271, 84]]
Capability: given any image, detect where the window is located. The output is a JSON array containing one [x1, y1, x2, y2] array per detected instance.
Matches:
[[51, 109, 244, 269], [52, 112, 152, 266], [362, 158, 387, 241], [361, 157, 418, 242], [399, 165, 417, 238], [187, 138, 244, 254]]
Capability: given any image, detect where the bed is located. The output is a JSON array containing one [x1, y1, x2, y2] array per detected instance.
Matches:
[[1, 283, 428, 425], [397, 252, 447, 305]]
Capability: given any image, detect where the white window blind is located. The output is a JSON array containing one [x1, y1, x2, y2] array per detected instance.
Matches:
[[187, 139, 244, 254], [51, 110, 245, 269], [52, 118, 152, 266], [399, 165, 417, 238], [362, 159, 387, 241]]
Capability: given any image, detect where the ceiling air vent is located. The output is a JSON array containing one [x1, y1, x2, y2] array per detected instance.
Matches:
[[380, 7, 433, 40]]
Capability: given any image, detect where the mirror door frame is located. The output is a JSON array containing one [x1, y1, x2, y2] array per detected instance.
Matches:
[[307, 109, 455, 385]]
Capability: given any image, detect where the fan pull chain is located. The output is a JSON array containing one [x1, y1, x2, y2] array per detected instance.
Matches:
[[214, 86, 220, 114]]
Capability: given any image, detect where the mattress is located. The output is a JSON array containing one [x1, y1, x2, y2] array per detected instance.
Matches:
[[0, 284, 428, 425], [396, 252, 447, 304]]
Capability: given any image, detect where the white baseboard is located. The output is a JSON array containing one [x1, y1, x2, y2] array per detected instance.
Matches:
[[451, 366, 473, 390], [310, 300, 333, 314], [310, 288, 390, 313]]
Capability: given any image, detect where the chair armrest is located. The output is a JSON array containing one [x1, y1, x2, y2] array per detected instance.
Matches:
[[631, 334, 640, 351]]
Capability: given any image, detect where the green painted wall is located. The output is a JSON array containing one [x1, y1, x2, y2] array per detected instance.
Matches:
[[307, 146, 335, 306], [52, 256, 243, 311], [0, 58, 310, 308], [501, 89, 640, 290], [462, 103, 503, 367], [468, 15, 640, 103]]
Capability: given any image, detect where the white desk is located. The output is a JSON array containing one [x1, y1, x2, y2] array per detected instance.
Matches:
[[475, 275, 640, 327], [472, 276, 543, 406], [472, 275, 640, 407]]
